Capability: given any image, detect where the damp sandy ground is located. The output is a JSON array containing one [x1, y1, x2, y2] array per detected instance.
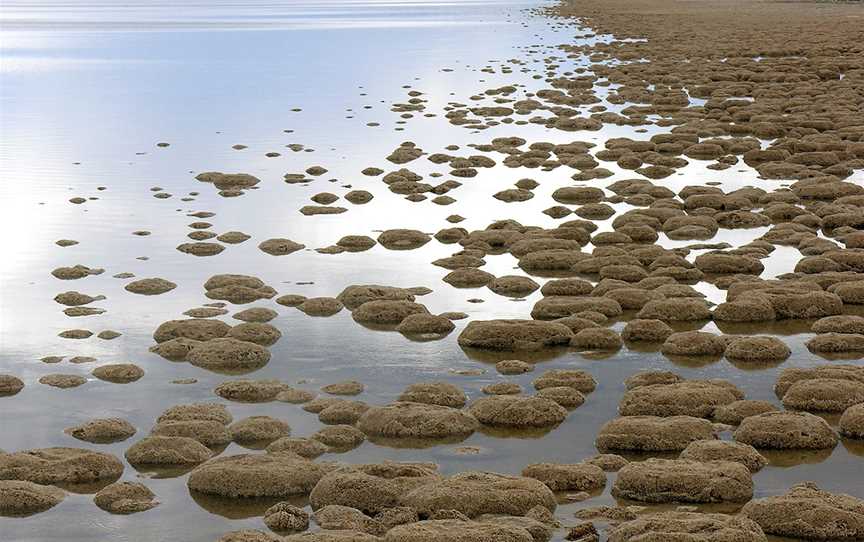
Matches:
[[1, 0, 864, 541]]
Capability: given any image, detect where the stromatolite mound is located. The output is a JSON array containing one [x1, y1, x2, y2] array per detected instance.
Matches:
[[468, 396, 567, 428], [64, 418, 136, 444], [533, 369, 596, 393], [352, 300, 429, 325], [741, 482, 864, 541], [227, 323, 282, 346], [679, 440, 768, 472], [596, 416, 716, 452], [284, 531, 380, 542], [310, 462, 440, 514], [157, 403, 232, 425], [299, 297, 344, 317], [774, 365, 864, 397], [398, 382, 466, 408], [712, 400, 778, 425], [402, 471, 556, 518], [153, 318, 231, 343], [840, 403, 864, 438], [187, 338, 271, 373], [377, 229, 431, 250], [312, 425, 366, 449], [395, 314, 455, 338], [233, 307, 278, 323], [267, 437, 329, 459], [536, 386, 585, 408], [521, 462, 605, 492], [124, 278, 176, 295], [125, 436, 212, 465], [229, 416, 291, 444], [496, 360, 533, 375], [218, 530, 282, 542], [0, 374, 24, 396], [618, 380, 741, 417], [781, 378, 864, 412], [151, 420, 232, 447], [734, 411, 838, 449], [0, 480, 65, 517], [725, 336, 791, 362], [149, 338, 202, 361], [188, 453, 330, 497], [204, 274, 276, 304], [92, 363, 144, 383], [624, 371, 682, 390], [612, 458, 753, 503], [607, 511, 767, 542], [384, 520, 534, 542], [337, 285, 416, 310], [259, 238, 305, 256], [621, 319, 673, 342], [0, 447, 123, 485], [263, 501, 309, 532], [357, 402, 479, 440], [215, 379, 288, 402], [661, 331, 727, 357], [458, 320, 572, 351], [93, 481, 158, 514]]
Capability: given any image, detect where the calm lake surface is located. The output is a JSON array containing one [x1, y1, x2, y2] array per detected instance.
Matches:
[[1, 1, 862, 541]]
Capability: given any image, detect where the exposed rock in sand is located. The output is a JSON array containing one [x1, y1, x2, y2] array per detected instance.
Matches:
[[741, 482, 864, 541], [188, 453, 330, 497], [680, 440, 767, 472], [352, 300, 429, 325], [39, 374, 87, 388], [92, 363, 144, 383], [0, 374, 24, 396], [215, 379, 288, 403], [157, 403, 232, 425], [0, 447, 123, 485], [227, 323, 282, 346], [713, 400, 778, 425], [468, 396, 567, 428], [124, 278, 176, 295], [725, 336, 790, 362], [64, 418, 135, 444], [398, 382, 467, 408], [619, 380, 741, 417], [151, 420, 231, 447], [93, 481, 158, 514], [230, 416, 291, 444], [607, 511, 767, 542], [458, 320, 572, 351], [596, 416, 716, 452], [402, 471, 555, 518], [377, 230, 431, 250], [734, 411, 837, 449], [358, 402, 479, 439], [187, 338, 271, 373], [259, 238, 306, 256], [521, 462, 605, 492], [0, 480, 65, 517], [264, 502, 310, 532], [310, 463, 440, 514], [153, 319, 231, 343], [125, 436, 211, 466], [612, 458, 752, 503]]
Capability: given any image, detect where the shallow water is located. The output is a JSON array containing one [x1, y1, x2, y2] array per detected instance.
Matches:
[[1, 1, 863, 541]]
